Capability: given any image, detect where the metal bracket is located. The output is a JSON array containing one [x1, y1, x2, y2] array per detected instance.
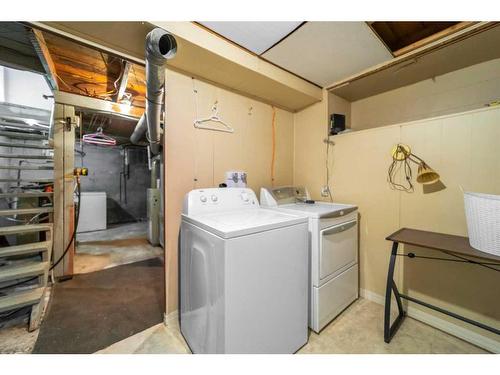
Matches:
[[55, 116, 79, 132], [65, 117, 72, 132]]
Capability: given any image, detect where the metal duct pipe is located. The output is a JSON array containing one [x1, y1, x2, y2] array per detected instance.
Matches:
[[131, 28, 177, 154], [130, 113, 147, 145]]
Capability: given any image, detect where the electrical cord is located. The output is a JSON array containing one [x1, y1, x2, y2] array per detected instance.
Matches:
[[50, 178, 81, 271], [387, 144, 414, 192], [396, 252, 500, 273], [270, 107, 276, 187], [325, 134, 333, 202]]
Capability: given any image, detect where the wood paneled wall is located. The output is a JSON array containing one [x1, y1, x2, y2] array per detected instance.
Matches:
[[164, 69, 295, 315], [294, 105, 500, 350]]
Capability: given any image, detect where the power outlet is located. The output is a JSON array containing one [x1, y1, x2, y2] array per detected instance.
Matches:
[[321, 186, 330, 197]]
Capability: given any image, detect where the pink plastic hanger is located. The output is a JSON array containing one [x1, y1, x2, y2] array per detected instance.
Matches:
[[82, 127, 116, 146]]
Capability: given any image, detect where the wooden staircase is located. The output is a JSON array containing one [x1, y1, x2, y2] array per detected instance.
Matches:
[[0, 125, 54, 331]]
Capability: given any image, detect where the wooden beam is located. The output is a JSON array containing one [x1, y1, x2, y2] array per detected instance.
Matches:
[[54, 90, 143, 118], [115, 61, 131, 102], [29, 29, 59, 91]]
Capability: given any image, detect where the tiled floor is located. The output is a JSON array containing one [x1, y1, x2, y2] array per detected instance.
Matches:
[[97, 298, 488, 354]]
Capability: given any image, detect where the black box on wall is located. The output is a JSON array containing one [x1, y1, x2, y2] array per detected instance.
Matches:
[[329, 113, 346, 135]]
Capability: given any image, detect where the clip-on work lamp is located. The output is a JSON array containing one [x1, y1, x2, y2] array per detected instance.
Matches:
[[388, 144, 440, 192]]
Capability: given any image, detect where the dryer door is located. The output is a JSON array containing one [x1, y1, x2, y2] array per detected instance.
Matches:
[[319, 220, 358, 281]]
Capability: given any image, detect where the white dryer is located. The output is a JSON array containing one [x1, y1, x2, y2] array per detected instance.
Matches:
[[180, 187, 309, 353], [261, 186, 359, 332]]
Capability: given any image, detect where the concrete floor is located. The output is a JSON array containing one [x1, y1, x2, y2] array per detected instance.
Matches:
[[76, 222, 148, 242], [0, 222, 162, 353], [74, 238, 162, 274], [75, 222, 162, 274], [96, 298, 487, 354]]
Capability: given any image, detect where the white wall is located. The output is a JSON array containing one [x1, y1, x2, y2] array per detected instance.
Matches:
[[1, 66, 53, 110]]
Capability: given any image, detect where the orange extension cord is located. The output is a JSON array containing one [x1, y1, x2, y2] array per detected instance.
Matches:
[[271, 107, 276, 187]]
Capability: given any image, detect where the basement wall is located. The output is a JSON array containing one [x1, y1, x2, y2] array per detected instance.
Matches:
[[165, 68, 295, 315], [77, 144, 150, 225]]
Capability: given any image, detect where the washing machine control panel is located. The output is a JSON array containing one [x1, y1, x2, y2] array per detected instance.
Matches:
[[184, 188, 259, 215]]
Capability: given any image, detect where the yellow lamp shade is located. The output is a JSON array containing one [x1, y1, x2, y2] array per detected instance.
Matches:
[[416, 163, 440, 185]]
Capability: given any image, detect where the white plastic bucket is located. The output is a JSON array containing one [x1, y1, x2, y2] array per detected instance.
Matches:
[[463, 191, 500, 256]]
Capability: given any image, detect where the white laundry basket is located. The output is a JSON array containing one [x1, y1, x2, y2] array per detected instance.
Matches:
[[463, 191, 500, 256]]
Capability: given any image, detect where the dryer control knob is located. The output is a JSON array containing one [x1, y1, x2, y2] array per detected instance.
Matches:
[[211, 195, 218, 202], [200, 195, 207, 203]]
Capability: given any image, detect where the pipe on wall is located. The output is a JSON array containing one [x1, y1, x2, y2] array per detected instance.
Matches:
[[130, 28, 177, 154]]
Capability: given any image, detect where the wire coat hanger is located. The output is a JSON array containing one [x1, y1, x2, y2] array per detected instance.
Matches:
[[194, 102, 234, 133], [82, 126, 117, 146]]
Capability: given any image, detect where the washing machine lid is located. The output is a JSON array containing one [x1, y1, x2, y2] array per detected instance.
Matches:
[[182, 208, 307, 239], [273, 202, 357, 219]]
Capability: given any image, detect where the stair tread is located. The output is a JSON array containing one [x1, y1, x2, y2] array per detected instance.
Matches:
[[0, 223, 52, 235], [0, 178, 54, 182], [0, 165, 53, 170], [0, 241, 51, 257], [0, 261, 49, 283], [0, 192, 53, 198], [0, 154, 53, 159], [0, 287, 45, 313], [0, 130, 47, 140], [0, 142, 52, 150], [0, 207, 53, 216]]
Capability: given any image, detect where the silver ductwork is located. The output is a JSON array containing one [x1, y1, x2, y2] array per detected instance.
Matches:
[[131, 28, 177, 154]]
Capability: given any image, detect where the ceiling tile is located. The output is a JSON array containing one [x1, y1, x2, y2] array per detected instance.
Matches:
[[262, 22, 393, 87], [199, 22, 303, 55]]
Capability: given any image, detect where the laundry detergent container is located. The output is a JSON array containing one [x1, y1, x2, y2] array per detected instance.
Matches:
[[463, 191, 500, 256]]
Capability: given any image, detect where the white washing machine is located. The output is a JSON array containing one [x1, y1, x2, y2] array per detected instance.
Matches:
[[260, 186, 359, 332], [180, 187, 309, 353]]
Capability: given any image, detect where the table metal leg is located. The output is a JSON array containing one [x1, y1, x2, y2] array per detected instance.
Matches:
[[384, 241, 406, 343]]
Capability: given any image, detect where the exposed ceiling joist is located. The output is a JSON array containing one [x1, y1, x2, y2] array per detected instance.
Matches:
[[31, 21, 323, 112], [115, 61, 131, 102], [36, 30, 146, 114]]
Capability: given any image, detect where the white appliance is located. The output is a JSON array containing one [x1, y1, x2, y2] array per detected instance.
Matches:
[[180, 187, 309, 353], [260, 186, 359, 332], [77, 192, 107, 233]]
